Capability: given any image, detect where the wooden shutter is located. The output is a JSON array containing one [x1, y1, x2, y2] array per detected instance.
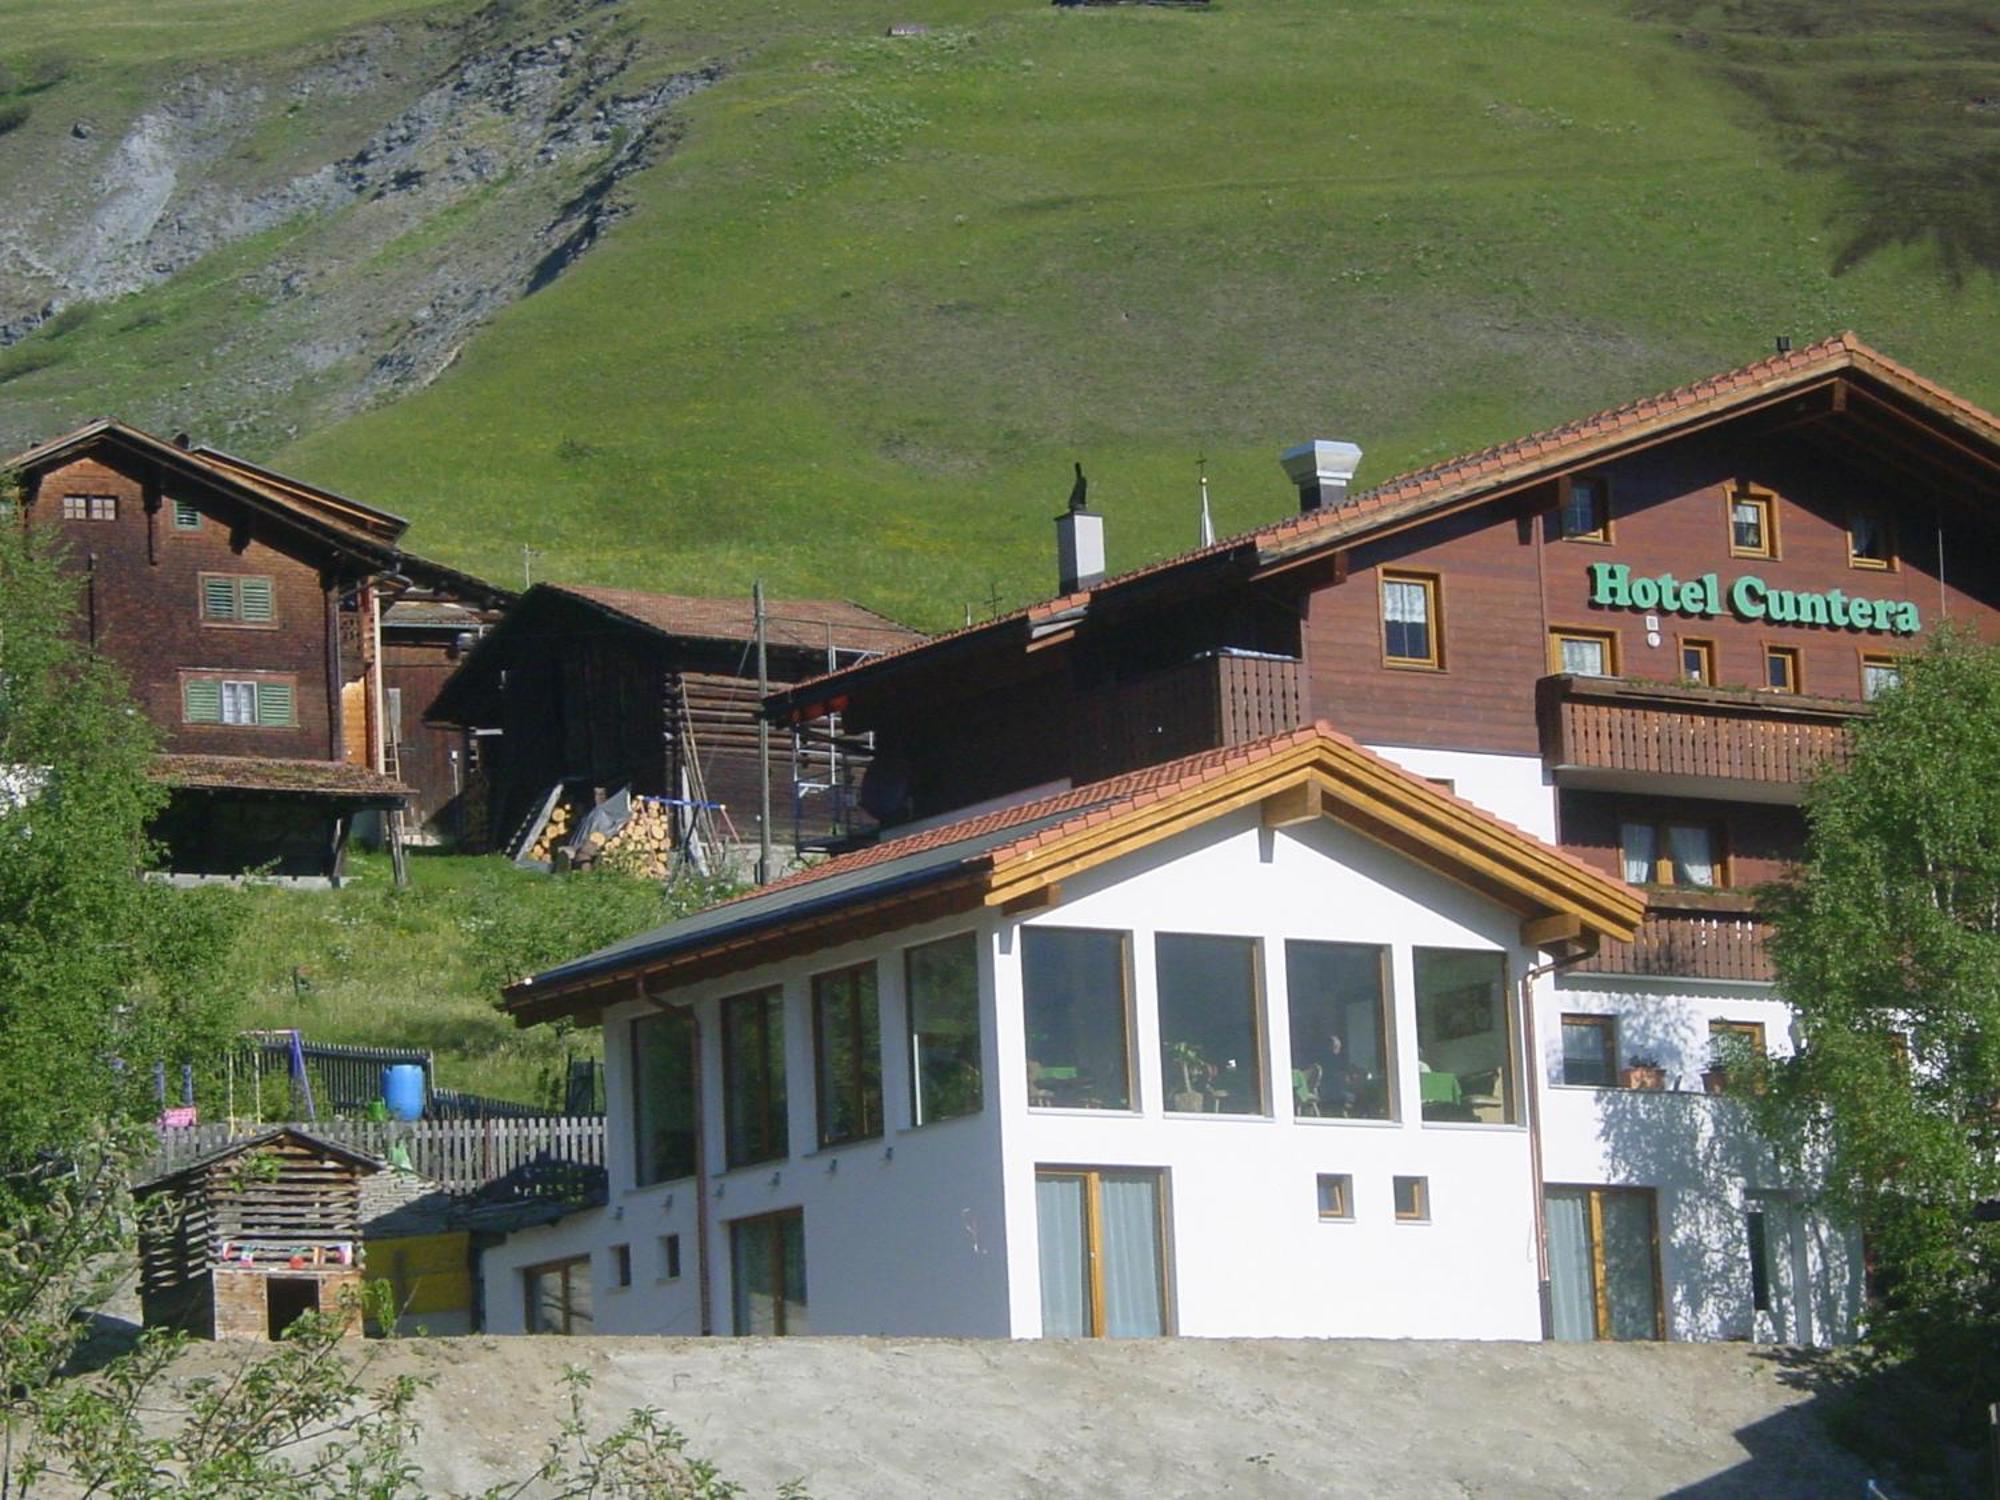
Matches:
[[173, 500, 201, 529], [237, 577, 274, 623], [255, 680, 295, 727], [183, 677, 222, 723], [201, 576, 237, 621]]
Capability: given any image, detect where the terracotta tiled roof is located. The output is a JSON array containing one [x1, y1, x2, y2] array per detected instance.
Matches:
[[506, 720, 1642, 1016], [151, 755, 411, 802], [777, 333, 2000, 707], [547, 584, 920, 655]]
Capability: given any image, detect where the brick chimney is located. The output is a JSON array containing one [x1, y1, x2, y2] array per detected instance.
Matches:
[[1280, 440, 1363, 513]]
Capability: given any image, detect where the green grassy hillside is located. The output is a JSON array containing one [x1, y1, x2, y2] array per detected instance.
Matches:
[[270, 0, 1999, 627], [1, 0, 1994, 629]]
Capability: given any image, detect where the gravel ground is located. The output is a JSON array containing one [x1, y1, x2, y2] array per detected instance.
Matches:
[[146, 1333, 1880, 1498]]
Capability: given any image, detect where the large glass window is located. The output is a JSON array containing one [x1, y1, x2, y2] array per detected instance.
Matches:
[[730, 1209, 806, 1335], [1620, 819, 1720, 888], [722, 988, 787, 1168], [1156, 934, 1263, 1115], [1035, 1168, 1168, 1337], [1285, 941, 1392, 1120], [1547, 1186, 1662, 1341], [632, 1010, 696, 1186], [1413, 948, 1515, 1124], [906, 933, 983, 1125], [812, 963, 882, 1148], [1022, 928, 1133, 1110]]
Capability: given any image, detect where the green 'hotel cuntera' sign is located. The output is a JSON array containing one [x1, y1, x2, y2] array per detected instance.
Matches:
[[1588, 563, 1921, 636]]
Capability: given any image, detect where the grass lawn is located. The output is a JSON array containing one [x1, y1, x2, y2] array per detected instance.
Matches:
[[229, 849, 716, 1107]]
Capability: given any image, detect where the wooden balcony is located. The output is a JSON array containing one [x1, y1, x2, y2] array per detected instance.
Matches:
[[1072, 651, 1304, 782], [1579, 893, 1774, 984], [1538, 674, 1863, 803]]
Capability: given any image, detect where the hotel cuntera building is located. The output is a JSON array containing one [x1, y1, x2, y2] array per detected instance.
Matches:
[[486, 335, 2000, 1345]]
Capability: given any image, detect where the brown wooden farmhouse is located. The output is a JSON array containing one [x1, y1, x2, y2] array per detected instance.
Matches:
[[5, 420, 510, 878], [772, 333, 2000, 986], [426, 582, 918, 868]]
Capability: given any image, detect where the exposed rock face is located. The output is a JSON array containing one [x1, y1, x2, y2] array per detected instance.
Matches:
[[0, 1, 718, 451]]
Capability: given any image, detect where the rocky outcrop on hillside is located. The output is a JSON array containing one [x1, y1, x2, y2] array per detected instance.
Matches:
[[0, 0, 718, 451]]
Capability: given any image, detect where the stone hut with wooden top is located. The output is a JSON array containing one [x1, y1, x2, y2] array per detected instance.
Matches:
[[135, 1128, 382, 1341]]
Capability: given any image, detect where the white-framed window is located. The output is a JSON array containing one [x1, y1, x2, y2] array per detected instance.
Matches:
[[182, 674, 295, 727]]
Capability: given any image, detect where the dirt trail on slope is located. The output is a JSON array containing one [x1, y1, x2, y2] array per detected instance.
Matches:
[[156, 1334, 1877, 1497]]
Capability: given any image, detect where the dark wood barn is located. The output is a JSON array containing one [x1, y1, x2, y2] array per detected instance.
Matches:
[[134, 1128, 382, 1341], [379, 578, 514, 842], [425, 583, 919, 867]]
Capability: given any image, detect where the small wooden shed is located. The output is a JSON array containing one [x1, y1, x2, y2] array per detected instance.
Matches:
[[135, 1127, 383, 1341]]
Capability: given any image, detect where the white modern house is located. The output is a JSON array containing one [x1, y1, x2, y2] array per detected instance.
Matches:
[[482, 722, 1855, 1343]]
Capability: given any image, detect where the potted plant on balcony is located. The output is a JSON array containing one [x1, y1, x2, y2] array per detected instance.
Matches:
[[1703, 1033, 1763, 1096], [1168, 1041, 1209, 1113], [1618, 1054, 1667, 1091]]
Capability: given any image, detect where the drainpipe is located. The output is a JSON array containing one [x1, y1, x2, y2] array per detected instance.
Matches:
[[1522, 944, 1594, 1340]]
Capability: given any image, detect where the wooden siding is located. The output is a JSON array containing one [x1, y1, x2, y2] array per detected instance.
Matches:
[[1071, 653, 1304, 784], [1302, 426, 2000, 757], [24, 453, 363, 763], [1539, 676, 1859, 785]]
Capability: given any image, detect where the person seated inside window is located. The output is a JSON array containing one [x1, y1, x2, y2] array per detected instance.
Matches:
[[1310, 1032, 1370, 1118]]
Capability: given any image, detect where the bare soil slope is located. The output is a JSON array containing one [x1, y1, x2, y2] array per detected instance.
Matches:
[[165, 1334, 1878, 1498]]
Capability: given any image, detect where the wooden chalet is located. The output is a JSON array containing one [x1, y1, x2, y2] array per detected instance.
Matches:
[[772, 333, 2000, 961], [4, 419, 509, 878], [425, 583, 919, 868], [134, 1127, 382, 1341]]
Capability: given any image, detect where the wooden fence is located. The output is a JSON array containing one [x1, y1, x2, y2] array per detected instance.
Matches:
[[1583, 911, 1774, 984], [150, 1116, 606, 1196]]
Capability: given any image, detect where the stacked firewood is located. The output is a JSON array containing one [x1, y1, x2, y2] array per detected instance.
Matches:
[[579, 796, 676, 879], [528, 799, 577, 862]]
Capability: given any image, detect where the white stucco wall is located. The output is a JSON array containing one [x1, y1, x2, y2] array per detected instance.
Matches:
[[1363, 745, 1557, 842], [993, 807, 1544, 1340], [481, 788, 1859, 1347], [1536, 973, 1861, 1343]]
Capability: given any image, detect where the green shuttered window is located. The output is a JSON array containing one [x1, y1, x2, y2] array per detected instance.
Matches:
[[172, 499, 201, 530], [182, 675, 295, 728], [183, 677, 223, 724], [199, 574, 277, 625], [255, 680, 293, 727]]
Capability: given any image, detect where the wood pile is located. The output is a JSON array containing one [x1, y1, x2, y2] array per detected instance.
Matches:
[[527, 797, 580, 862], [574, 795, 676, 879]]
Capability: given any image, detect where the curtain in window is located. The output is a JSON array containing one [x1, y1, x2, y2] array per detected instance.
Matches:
[[1546, 1190, 1595, 1342], [1667, 825, 1715, 887], [1619, 822, 1656, 884], [1863, 663, 1900, 700], [1098, 1173, 1165, 1337], [1036, 1175, 1088, 1337], [1560, 637, 1607, 676], [1599, 1193, 1660, 1340], [1383, 580, 1430, 660]]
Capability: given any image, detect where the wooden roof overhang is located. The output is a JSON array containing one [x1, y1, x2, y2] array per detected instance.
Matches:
[[503, 725, 1642, 1028]]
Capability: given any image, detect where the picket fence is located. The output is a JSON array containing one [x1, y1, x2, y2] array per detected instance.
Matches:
[[150, 1115, 605, 1196]]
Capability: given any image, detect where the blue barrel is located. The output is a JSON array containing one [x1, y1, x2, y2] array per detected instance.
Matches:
[[382, 1064, 425, 1122]]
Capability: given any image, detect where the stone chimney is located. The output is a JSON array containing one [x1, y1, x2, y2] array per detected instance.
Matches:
[[1280, 439, 1363, 513], [1055, 462, 1105, 593]]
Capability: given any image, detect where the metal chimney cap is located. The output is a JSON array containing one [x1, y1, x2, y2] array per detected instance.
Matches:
[[1280, 439, 1363, 488]]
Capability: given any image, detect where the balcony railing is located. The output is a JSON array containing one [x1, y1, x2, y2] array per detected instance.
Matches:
[[1538, 674, 1862, 796], [1580, 894, 1774, 984], [1072, 651, 1304, 782]]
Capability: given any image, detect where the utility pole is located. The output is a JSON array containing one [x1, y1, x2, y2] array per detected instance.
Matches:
[[754, 579, 773, 886]]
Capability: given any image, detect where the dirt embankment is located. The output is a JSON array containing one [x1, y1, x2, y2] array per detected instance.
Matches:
[[154, 1334, 1881, 1497]]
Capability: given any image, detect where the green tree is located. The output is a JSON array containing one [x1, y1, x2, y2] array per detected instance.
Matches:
[[0, 495, 244, 1170], [1757, 627, 2000, 1414]]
